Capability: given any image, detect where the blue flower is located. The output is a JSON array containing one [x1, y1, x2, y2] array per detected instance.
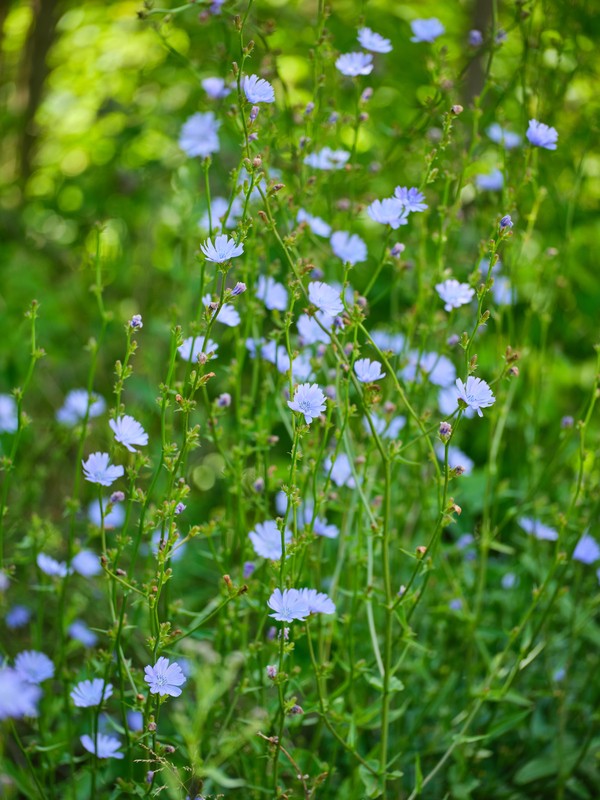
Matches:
[[367, 198, 408, 229], [330, 231, 367, 265], [177, 336, 219, 363], [435, 444, 475, 476], [80, 733, 123, 759], [354, 358, 386, 383], [335, 52, 373, 76], [144, 656, 187, 697], [0, 667, 41, 719], [288, 383, 327, 424], [438, 386, 475, 419], [129, 314, 143, 329], [199, 195, 243, 231], [403, 351, 456, 388], [394, 186, 428, 212], [56, 389, 106, 426], [14, 650, 54, 683], [308, 281, 343, 317], [179, 112, 220, 158], [526, 119, 558, 150], [410, 18, 445, 43], [71, 678, 113, 707], [109, 415, 148, 453], [82, 452, 124, 487], [242, 74, 275, 104], [487, 123, 521, 149], [249, 520, 292, 560], [297, 312, 333, 345], [304, 147, 350, 170], [298, 588, 336, 614], [468, 29, 483, 47], [36, 552, 69, 578], [363, 413, 406, 440], [573, 533, 600, 565], [256, 275, 288, 311], [88, 497, 125, 529], [0, 395, 18, 433], [455, 376, 496, 417], [71, 549, 101, 577], [476, 169, 504, 191], [324, 453, 356, 488], [435, 279, 475, 311], [297, 209, 332, 237], [499, 214, 513, 230], [6, 605, 30, 629], [358, 27, 392, 53], [200, 234, 244, 263], [202, 294, 241, 327], [68, 620, 98, 647], [502, 572, 517, 589], [201, 76, 232, 99], [267, 588, 310, 622], [518, 517, 558, 541]]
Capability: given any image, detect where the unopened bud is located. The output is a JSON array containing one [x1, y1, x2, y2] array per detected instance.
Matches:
[[451, 104, 463, 115]]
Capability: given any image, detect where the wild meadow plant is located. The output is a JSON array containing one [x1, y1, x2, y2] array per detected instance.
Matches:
[[0, 0, 599, 798]]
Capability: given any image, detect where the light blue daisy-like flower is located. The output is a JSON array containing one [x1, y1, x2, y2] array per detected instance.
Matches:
[[242, 74, 275, 103], [288, 383, 327, 424], [354, 358, 386, 383], [330, 231, 367, 265], [71, 549, 101, 578], [298, 588, 336, 615], [394, 186, 428, 212], [303, 147, 350, 170], [518, 517, 558, 541], [367, 198, 409, 229], [435, 279, 475, 311], [256, 275, 288, 311], [573, 533, 600, 565], [68, 620, 98, 648], [178, 112, 220, 158], [0, 667, 41, 719], [358, 27, 392, 53], [202, 294, 241, 327], [177, 336, 219, 363], [267, 588, 310, 622], [526, 119, 558, 150], [14, 650, 54, 684], [201, 76, 232, 99], [487, 123, 521, 149], [410, 18, 445, 43], [249, 520, 292, 560], [80, 733, 123, 759], [324, 453, 356, 488], [71, 678, 113, 708], [200, 234, 244, 263], [455, 376, 496, 418], [335, 52, 373, 76], [56, 389, 106, 426], [82, 452, 124, 487], [109, 415, 148, 453], [144, 657, 186, 697], [297, 209, 332, 238], [37, 553, 69, 578], [308, 281, 343, 317]]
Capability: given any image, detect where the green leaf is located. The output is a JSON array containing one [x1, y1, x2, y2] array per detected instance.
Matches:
[[359, 761, 382, 799]]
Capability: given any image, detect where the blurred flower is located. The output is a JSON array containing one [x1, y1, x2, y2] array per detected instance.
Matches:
[[288, 383, 327, 424], [487, 123, 521, 149], [468, 29, 483, 46], [243, 561, 255, 578], [573, 533, 600, 565], [56, 389, 106, 426], [177, 337, 218, 362], [403, 351, 456, 387], [71, 550, 101, 578], [308, 281, 343, 317], [526, 119, 558, 150], [394, 186, 428, 212], [0, 395, 18, 433], [303, 147, 350, 170], [354, 358, 386, 383], [202, 295, 241, 327], [449, 598, 463, 611], [358, 27, 392, 53], [249, 520, 292, 560], [298, 588, 336, 614], [88, 498, 125, 529], [518, 517, 558, 541], [179, 112, 220, 158], [201, 76, 232, 98], [242, 74, 275, 103], [455, 377, 496, 417], [68, 620, 98, 647], [71, 679, 113, 708], [37, 553, 69, 578], [266, 664, 278, 679], [6, 605, 31, 629], [330, 231, 367, 264], [267, 588, 310, 622], [435, 279, 475, 311], [217, 393, 231, 408], [82, 452, 124, 487], [151, 530, 186, 563], [80, 733, 123, 759], [109, 415, 149, 453], [324, 453, 356, 488], [256, 276, 288, 311], [14, 650, 54, 683], [127, 710, 143, 731], [199, 196, 243, 231], [335, 52, 373, 76], [0, 667, 41, 719], [476, 169, 504, 191], [297, 208, 332, 237], [144, 657, 186, 697], [501, 572, 517, 589], [499, 215, 513, 230], [410, 18, 445, 43], [435, 445, 474, 476], [200, 234, 244, 263], [367, 198, 408, 229]]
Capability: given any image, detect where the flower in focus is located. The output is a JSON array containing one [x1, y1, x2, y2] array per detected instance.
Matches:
[[0, 667, 41, 719], [526, 119, 558, 150], [249, 520, 292, 560], [242, 74, 275, 103], [330, 231, 367, 265], [200, 234, 244, 263], [14, 651, 54, 684], [37, 553, 69, 578], [573, 533, 600, 565], [267, 588, 310, 622], [435, 279, 475, 311], [129, 314, 143, 329], [410, 18, 445, 43], [297, 209, 332, 238], [455, 377, 496, 418], [177, 337, 218, 362], [298, 588, 336, 615], [487, 123, 521, 149], [335, 52, 373, 76], [179, 112, 220, 158], [304, 147, 350, 170], [256, 276, 288, 311], [82, 452, 124, 486], [80, 733, 124, 759], [358, 27, 392, 53], [144, 657, 187, 697], [71, 679, 113, 707], [56, 389, 106, 426], [0, 395, 18, 433], [518, 517, 558, 541], [367, 198, 409, 229], [308, 281, 343, 317], [109, 415, 149, 453], [394, 186, 428, 212], [354, 358, 386, 383], [288, 383, 327, 424]]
